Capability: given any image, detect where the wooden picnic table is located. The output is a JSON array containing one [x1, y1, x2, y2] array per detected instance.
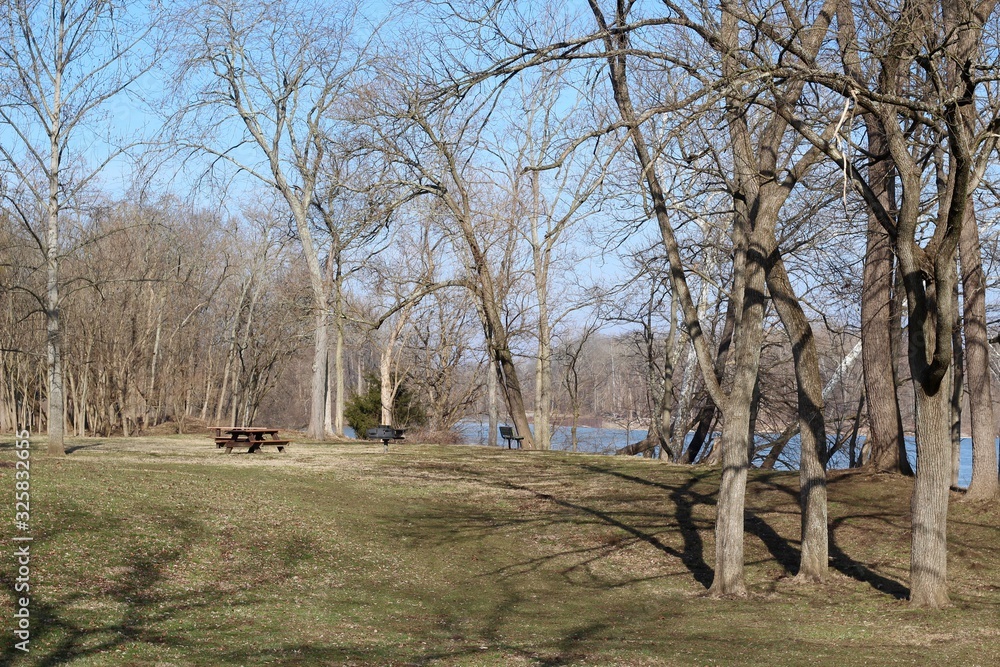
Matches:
[[210, 426, 289, 454]]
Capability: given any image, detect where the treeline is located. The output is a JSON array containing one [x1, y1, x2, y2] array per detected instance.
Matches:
[[1, 0, 999, 609]]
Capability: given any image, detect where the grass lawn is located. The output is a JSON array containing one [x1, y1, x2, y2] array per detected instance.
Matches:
[[1, 434, 998, 666]]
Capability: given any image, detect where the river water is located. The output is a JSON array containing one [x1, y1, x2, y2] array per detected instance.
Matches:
[[453, 419, 992, 489]]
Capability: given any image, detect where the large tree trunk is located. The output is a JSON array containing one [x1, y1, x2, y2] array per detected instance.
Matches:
[[460, 228, 533, 448], [766, 255, 828, 581], [710, 381, 752, 598], [959, 205, 999, 499], [492, 343, 534, 448], [910, 379, 952, 608], [307, 307, 329, 440]]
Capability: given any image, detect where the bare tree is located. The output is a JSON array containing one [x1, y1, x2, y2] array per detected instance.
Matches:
[[786, 0, 1000, 607], [174, 0, 367, 440], [352, 56, 538, 448], [0, 0, 161, 453], [498, 66, 608, 449]]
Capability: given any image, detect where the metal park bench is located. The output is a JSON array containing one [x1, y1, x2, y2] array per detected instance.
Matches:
[[365, 425, 406, 452], [498, 425, 524, 449]]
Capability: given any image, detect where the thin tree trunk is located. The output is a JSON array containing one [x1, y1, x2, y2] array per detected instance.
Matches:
[[200, 343, 214, 421], [46, 101, 65, 455], [682, 296, 737, 464], [951, 302, 964, 489], [531, 170, 553, 451], [766, 254, 828, 582], [145, 295, 164, 430], [215, 280, 249, 425], [78, 340, 91, 437], [334, 306, 346, 437], [848, 393, 865, 468], [860, 127, 909, 474], [309, 307, 329, 439], [959, 205, 999, 499], [488, 357, 498, 446]]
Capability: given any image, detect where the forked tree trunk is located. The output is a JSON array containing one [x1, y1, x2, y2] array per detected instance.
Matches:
[[682, 279, 737, 464]]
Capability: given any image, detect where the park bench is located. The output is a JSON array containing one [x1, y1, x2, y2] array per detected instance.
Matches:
[[365, 425, 406, 452], [498, 425, 524, 449]]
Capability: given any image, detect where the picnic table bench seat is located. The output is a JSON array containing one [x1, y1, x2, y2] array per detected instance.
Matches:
[[216, 437, 290, 452]]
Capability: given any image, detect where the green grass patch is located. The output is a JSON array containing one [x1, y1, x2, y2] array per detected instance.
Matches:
[[1, 436, 998, 666]]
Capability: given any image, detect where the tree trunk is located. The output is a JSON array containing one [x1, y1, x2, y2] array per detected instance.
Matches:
[[493, 343, 534, 447], [710, 395, 750, 598], [462, 238, 533, 448], [531, 170, 553, 451], [682, 285, 737, 464], [488, 358, 498, 446], [380, 345, 393, 426], [145, 296, 164, 431], [861, 129, 909, 474], [308, 307, 329, 440], [910, 379, 952, 608], [959, 205, 999, 499], [535, 314, 552, 450], [951, 304, 963, 489], [46, 107, 65, 455], [766, 254, 828, 582], [656, 336, 677, 460], [334, 306, 346, 437]]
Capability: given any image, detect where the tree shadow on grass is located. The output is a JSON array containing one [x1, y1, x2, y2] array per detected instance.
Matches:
[[64, 443, 106, 454], [398, 461, 717, 589], [205, 578, 610, 667], [752, 472, 909, 599], [0, 505, 317, 667], [1, 550, 222, 666], [574, 464, 716, 588]]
